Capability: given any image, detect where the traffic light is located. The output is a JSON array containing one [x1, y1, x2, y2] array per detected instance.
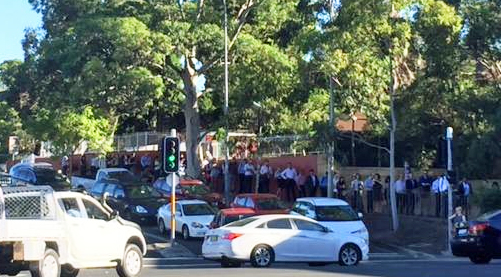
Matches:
[[163, 136, 180, 173]]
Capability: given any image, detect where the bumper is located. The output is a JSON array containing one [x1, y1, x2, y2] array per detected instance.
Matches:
[[189, 227, 210, 238], [451, 236, 490, 257], [202, 241, 248, 261]]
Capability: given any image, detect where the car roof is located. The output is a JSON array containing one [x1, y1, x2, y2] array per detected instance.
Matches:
[[100, 168, 131, 173], [295, 197, 349, 206], [11, 162, 54, 170], [220, 208, 256, 215], [175, 199, 209, 205], [235, 193, 278, 199]]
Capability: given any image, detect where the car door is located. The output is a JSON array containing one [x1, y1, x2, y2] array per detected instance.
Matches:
[[80, 198, 117, 260], [60, 197, 91, 262], [263, 218, 300, 261], [292, 218, 337, 261]]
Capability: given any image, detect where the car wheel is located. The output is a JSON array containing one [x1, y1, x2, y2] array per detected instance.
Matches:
[[469, 254, 492, 264], [116, 244, 143, 277], [338, 244, 361, 266], [182, 225, 190, 240], [158, 218, 166, 235], [29, 248, 61, 277], [60, 264, 79, 277], [250, 244, 274, 268]]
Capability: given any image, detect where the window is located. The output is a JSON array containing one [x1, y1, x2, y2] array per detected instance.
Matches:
[[114, 187, 125, 199], [82, 199, 109, 220], [315, 205, 359, 222], [104, 184, 117, 196], [96, 171, 106, 181], [182, 204, 215, 216], [91, 183, 105, 195], [125, 185, 160, 199], [226, 217, 258, 227], [246, 198, 255, 208], [267, 219, 292, 229], [223, 214, 254, 225], [256, 198, 286, 210], [235, 197, 246, 207], [60, 198, 83, 218], [293, 219, 325, 232]]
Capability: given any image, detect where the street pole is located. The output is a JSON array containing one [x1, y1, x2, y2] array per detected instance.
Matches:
[[223, 0, 231, 204], [169, 129, 177, 245], [327, 76, 335, 198], [446, 127, 453, 253]]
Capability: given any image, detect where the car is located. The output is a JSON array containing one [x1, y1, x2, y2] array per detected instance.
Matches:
[[210, 208, 256, 229], [451, 209, 501, 264], [290, 197, 368, 243], [202, 214, 369, 268], [90, 180, 168, 224], [9, 162, 70, 191], [231, 193, 289, 215], [153, 176, 225, 208], [157, 199, 216, 240], [71, 167, 139, 192]]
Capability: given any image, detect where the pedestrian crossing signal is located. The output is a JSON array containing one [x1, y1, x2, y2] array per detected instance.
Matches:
[[163, 136, 180, 173]]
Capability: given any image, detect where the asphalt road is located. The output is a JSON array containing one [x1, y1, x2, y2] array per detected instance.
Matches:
[[10, 259, 501, 277]]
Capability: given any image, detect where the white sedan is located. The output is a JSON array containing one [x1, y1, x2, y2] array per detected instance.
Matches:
[[157, 199, 216, 240], [202, 214, 369, 268]]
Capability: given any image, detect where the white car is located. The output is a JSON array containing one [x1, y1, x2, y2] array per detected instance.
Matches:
[[291, 197, 369, 244], [202, 214, 369, 268], [157, 199, 215, 240]]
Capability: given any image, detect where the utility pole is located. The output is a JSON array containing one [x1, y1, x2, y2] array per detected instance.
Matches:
[[223, 0, 231, 204], [446, 127, 453, 253], [327, 0, 337, 199]]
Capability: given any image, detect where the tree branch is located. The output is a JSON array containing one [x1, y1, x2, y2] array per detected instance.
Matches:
[[196, 0, 205, 23], [337, 132, 390, 154]]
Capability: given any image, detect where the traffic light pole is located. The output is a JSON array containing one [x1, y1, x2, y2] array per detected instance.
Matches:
[[165, 128, 178, 245], [170, 172, 177, 244]]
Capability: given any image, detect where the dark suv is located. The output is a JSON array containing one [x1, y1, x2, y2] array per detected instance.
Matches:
[[9, 162, 70, 191]]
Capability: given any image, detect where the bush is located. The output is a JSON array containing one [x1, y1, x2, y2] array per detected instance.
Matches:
[[473, 187, 501, 214]]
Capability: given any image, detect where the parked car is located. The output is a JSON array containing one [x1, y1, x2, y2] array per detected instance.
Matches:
[[290, 197, 368, 243], [71, 168, 138, 192], [210, 208, 256, 229], [451, 209, 501, 264], [9, 162, 70, 191], [153, 176, 224, 208], [231, 193, 289, 215], [157, 199, 216, 240], [202, 214, 369, 268], [90, 180, 167, 224]]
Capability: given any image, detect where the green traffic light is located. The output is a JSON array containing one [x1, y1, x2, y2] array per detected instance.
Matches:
[[168, 155, 176, 162]]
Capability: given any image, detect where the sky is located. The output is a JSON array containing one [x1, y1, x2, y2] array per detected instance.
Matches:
[[0, 0, 42, 63]]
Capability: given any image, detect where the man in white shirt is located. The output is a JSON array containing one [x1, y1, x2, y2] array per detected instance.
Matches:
[[281, 163, 297, 202], [238, 159, 247, 193], [243, 160, 255, 193], [394, 175, 406, 214], [258, 159, 272, 193]]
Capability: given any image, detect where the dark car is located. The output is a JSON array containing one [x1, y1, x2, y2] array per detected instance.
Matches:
[[451, 210, 501, 264], [153, 176, 225, 208], [9, 162, 70, 191], [90, 181, 168, 225], [209, 207, 256, 229], [231, 193, 289, 215]]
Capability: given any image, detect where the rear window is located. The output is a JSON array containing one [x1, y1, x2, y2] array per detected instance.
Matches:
[[223, 214, 254, 225], [315, 205, 359, 221], [226, 217, 258, 227], [255, 198, 287, 210]]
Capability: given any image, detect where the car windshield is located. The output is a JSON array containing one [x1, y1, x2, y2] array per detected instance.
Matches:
[[182, 204, 215, 216], [315, 205, 359, 221], [477, 210, 501, 221], [108, 171, 136, 182], [34, 168, 57, 184], [125, 185, 161, 199], [255, 198, 287, 210], [223, 214, 254, 225], [226, 217, 258, 227], [182, 185, 210, 195]]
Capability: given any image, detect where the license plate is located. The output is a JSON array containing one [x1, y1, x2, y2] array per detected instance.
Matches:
[[458, 229, 468, 236], [210, 236, 218, 242]]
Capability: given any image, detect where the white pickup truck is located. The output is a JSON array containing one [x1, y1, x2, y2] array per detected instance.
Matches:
[[71, 168, 137, 192], [0, 186, 146, 277]]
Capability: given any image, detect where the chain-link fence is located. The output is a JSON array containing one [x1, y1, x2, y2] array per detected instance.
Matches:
[[1, 186, 56, 220], [113, 132, 168, 152]]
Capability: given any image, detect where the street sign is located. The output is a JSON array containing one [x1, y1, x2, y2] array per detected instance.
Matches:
[[163, 136, 180, 173]]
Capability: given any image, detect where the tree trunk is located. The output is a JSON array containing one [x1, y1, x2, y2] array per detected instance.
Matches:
[[182, 71, 202, 178]]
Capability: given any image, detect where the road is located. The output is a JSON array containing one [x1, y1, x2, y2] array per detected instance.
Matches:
[[10, 259, 501, 277]]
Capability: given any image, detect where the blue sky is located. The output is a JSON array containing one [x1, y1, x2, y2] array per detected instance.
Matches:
[[0, 0, 42, 63]]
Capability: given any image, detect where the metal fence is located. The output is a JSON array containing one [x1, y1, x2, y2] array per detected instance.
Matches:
[[113, 132, 168, 152], [1, 186, 56, 220]]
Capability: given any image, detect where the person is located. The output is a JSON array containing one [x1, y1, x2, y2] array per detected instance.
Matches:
[[458, 178, 473, 215], [395, 175, 406, 214], [90, 156, 100, 177], [419, 172, 433, 192], [258, 159, 272, 193], [333, 173, 340, 198], [365, 174, 374, 213], [238, 159, 247, 193], [281, 163, 298, 202], [305, 169, 320, 197], [337, 175, 347, 200], [449, 206, 467, 236], [243, 160, 255, 193], [405, 173, 417, 215], [373, 173, 383, 213], [61, 155, 69, 176], [79, 155, 87, 176], [350, 174, 364, 211], [229, 157, 239, 193], [296, 170, 307, 197], [432, 174, 449, 218], [140, 154, 152, 172], [210, 158, 222, 193], [275, 167, 285, 199]]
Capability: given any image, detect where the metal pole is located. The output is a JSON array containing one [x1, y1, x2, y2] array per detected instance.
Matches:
[[170, 129, 177, 244], [389, 0, 399, 231], [327, 77, 334, 198], [446, 127, 453, 253], [223, 0, 231, 204]]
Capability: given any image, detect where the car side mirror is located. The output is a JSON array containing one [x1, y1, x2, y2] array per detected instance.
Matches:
[[358, 212, 363, 219]]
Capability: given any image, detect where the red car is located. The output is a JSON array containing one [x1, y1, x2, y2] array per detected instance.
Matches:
[[209, 207, 256, 229], [231, 193, 289, 215], [152, 177, 224, 208]]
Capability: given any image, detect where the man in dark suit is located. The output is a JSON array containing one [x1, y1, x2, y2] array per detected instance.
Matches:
[[304, 169, 320, 197]]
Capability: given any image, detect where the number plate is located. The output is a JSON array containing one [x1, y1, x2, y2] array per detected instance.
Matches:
[[210, 236, 218, 242], [458, 229, 468, 236]]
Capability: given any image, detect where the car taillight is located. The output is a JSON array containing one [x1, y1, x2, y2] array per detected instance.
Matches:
[[469, 223, 489, 236], [222, 233, 243, 241]]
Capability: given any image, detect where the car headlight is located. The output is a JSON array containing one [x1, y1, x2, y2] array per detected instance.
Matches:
[[351, 227, 368, 235], [191, 222, 204, 228], [135, 205, 148, 214]]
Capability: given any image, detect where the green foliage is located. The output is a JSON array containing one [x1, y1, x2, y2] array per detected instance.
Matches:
[[473, 186, 501, 214]]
